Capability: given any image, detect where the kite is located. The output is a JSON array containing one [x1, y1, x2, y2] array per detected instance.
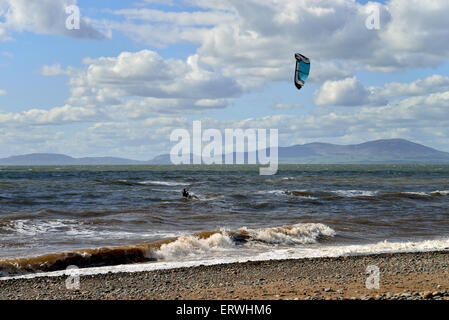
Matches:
[[294, 53, 310, 90]]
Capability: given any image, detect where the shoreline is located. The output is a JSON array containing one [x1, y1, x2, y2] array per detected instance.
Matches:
[[1, 250, 448, 300]]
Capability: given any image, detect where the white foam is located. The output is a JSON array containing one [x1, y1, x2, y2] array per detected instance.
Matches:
[[152, 233, 235, 260], [151, 223, 335, 260], [256, 190, 286, 196], [431, 190, 449, 196], [139, 180, 189, 186], [4, 237, 449, 281], [403, 191, 429, 196], [237, 223, 335, 245], [332, 190, 378, 197], [247, 237, 449, 261], [1, 219, 182, 241], [3, 219, 85, 237], [254, 189, 449, 199], [256, 190, 318, 200]]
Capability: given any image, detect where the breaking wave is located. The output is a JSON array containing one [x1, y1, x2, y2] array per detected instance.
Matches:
[[2, 219, 88, 237], [103, 179, 189, 187], [264, 189, 449, 200], [138, 180, 189, 186], [0, 223, 335, 276]]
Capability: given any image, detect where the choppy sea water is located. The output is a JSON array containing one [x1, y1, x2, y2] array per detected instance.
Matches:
[[1, 164, 449, 276]]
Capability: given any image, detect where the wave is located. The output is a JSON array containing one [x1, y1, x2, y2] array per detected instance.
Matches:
[[323, 238, 449, 256], [151, 223, 334, 260], [107, 179, 138, 186], [430, 190, 449, 196], [265, 189, 449, 201], [4, 236, 449, 280], [257, 190, 287, 196], [332, 190, 377, 197], [264, 177, 296, 184], [0, 219, 177, 241], [0, 223, 335, 276], [2, 219, 85, 236], [230, 223, 335, 245], [375, 191, 437, 200], [138, 180, 189, 186], [101, 179, 188, 187], [283, 190, 322, 198]]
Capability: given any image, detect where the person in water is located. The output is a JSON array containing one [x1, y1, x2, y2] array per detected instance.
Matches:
[[182, 188, 190, 198]]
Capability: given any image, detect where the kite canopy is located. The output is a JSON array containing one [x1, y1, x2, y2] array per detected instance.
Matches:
[[294, 53, 310, 90]]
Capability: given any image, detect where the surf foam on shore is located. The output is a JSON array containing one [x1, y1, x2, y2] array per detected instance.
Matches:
[[0, 223, 334, 277], [2, 232, 449, 280]]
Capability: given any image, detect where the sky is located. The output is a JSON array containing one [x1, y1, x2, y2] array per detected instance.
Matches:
[[0, 0, 449, 160]]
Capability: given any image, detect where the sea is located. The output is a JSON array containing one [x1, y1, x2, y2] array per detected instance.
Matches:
[[1, 164, 449, 278]]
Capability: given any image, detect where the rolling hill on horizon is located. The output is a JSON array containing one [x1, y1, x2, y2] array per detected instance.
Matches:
[[277, 138, 449, 164], [1, 139, 449, 165], [0, 153, 145, 166]]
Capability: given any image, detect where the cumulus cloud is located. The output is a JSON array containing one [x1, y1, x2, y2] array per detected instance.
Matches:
[[308, 61, 355, 84], [0, 0, 105, 41], [0, 89, 6, 96], [52, 0, 449, 114], [156, 89, 449, 151], [379, 0, 449, 69], [372, 74, 449, 99], [314, 74, 449, 107], [105, 97, 233, 120], [97, 6, 235, 47], [69, 117, 190, 159], [3, 89, 449, 157], [2, 0, 449, 157], [99, 20, 210, 48], [98, 0, 449, 86], [221, 91, 449, 149], [67, 50, 242, 109], [196, 0, 387, 85], [0, 105, 100, 125], [314, 77, 376, 106], [40, 64, 71, 76]]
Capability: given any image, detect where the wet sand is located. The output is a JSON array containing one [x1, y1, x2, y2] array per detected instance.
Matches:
[[1, 251, 448, 300]]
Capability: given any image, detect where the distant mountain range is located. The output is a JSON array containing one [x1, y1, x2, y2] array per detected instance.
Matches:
[[0, 153, 145, 166], [1, 139, 449, 165], [276, 139, 449, 164]]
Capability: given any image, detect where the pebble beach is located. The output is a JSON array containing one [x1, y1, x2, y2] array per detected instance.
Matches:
[[1, 251, 448, 300]]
